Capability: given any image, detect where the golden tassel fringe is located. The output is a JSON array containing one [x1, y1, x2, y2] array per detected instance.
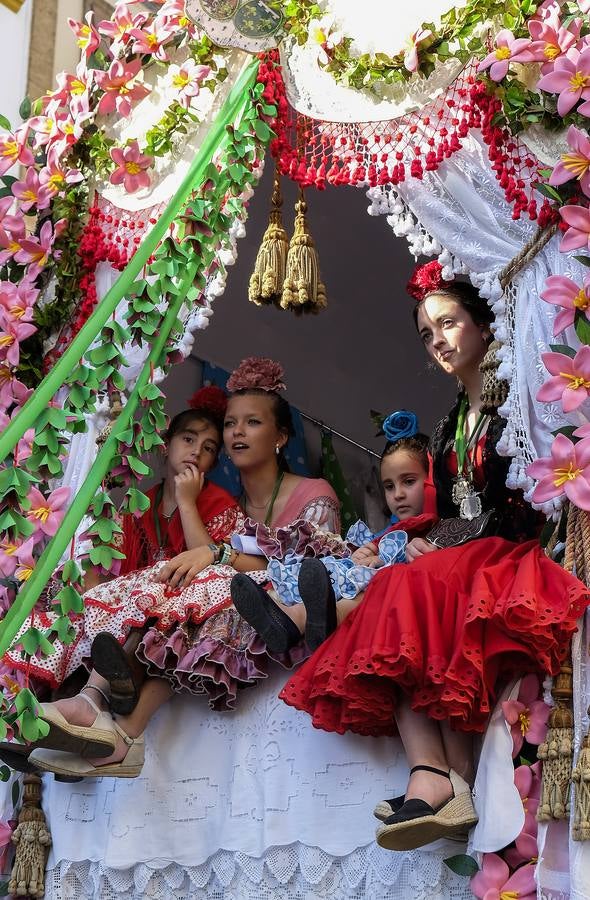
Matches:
[[9, 774, 52, 897], [568, 507, 590, 839], [479, 339, 509, 415], [248, 167, 289, 307], [281, 188, 327, 315]]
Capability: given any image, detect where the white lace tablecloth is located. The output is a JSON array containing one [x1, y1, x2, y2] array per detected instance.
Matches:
[[40, 669, 473, 899]]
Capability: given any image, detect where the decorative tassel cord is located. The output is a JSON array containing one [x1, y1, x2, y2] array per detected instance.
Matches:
[[248, 165, 289, 306], [9, 775, 51, 898]]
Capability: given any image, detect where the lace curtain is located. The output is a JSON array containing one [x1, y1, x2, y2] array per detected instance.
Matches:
[[367, 129, 589, 515]]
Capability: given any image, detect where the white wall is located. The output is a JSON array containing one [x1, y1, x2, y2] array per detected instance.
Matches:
[[0, 0, 32, 130]]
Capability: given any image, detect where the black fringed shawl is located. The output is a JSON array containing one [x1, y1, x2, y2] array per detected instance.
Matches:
[[429, 394, 539, 543]]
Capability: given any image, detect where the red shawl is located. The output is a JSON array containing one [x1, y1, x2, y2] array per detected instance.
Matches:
[[119, 481, 240, 575]]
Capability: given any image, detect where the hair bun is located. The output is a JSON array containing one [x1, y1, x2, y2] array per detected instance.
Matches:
[[406, 260, 452, 302], [226, 357, 287, 393], [188, 385, 227, 420], [382, 410, 419, 442]]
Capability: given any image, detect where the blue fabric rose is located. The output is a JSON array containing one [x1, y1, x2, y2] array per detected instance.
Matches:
[[382, 410, 418, 443]]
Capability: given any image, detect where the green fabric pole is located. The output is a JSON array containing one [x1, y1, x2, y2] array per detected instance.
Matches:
[[0, 62, 258, 659], [0, 261, 198, 660], [0, 58, 258, 465]]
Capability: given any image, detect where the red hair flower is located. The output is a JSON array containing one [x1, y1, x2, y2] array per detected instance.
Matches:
[[227, 357, 286, 393], [188, 385, 227, 420], [406, 260, 452, 302]]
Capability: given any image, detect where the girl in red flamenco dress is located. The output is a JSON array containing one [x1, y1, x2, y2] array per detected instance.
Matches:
[[279, 262, 590, 852]]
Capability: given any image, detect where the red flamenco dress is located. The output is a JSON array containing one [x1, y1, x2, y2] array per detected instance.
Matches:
[[280, 434, 590, 737]]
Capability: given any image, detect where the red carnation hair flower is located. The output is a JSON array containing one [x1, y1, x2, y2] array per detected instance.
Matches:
[[227, 357, 286, 393], [406, 260, 453, 302], [188, 385, 227, 420]]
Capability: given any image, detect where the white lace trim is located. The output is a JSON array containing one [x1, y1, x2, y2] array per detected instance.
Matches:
[[44, 843, 474, 900]]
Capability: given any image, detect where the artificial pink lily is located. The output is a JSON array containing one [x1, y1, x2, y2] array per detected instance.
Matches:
[[404, 28, 432, 74], [471, 854, 536, 900], [68, 12, 100, 58], [0, 279, 37, 324], [11, 167, 53, 213], [109, 141, 153, 193], [540, 273, 590, 334], [478, 29, 535, 81], [560, 204, 590, 252], [0, 196, 25, 242], [95, 59, 151, 118], [0, 310, 37, 367], [129, 20, 174, 60], [27, 115, 56, 149], [0, 536, 22, 578], [168, 60, 211, 108], [14, 537, 37, 583], [537, 346, 590, 412], [39, 148, 83, 198], [550, 125, 590, 198], [14, 219, 65, 277], [528, 14, 582, 73], [158, 0, 195, 33], [505, 762, 542, 868], [526, 432, 590, 507], [0, 365, 31, 412], [25, 485, 70, 538], [503, 674, 550, 757], [0, 127, 34, 176], [98, 4, 147, 44], [537, 47, 590, 115]]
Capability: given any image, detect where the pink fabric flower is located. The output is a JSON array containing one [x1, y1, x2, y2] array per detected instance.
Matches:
[[505, 763, 542, 868], [109, 141, 153, 193], [0, 309, 36, 367], [68, 12, 100, 58], [95, 59, 151, 118], [11, 167, 53, 213], [537, 346, 590, 412], [98, 4, 147, 44], [537, 47, 590, 115], [227, 357, 286, 393], [0, 365, 31, 412], [168, 60, 211, 108], [0, 536, 22, 577], [0, 278, 37, 324], [39, 147, 83, 198], [540, 273, 590, 334], [25, 486, 70, 538], [526, 433, 590, 507], [471, 854, 536, 900], [560, 205, 590, 252], [14, 537, 37, 583], [0, 196, 25, 244], [502, 674, 550, 757], [403, 28, 432, 74], [129, 20, 174, 60], [550, 125, 590, 199], [14, 219, 65, 277], [0, 127, 34, 176], [528, 14, 582, 73], [478, 29, 535, 81]]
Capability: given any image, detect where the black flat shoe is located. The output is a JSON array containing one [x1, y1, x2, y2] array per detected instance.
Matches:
[[373, 795, 405, 821], [90, 632, 140, 715], [376, 765, 478, 851], [231, 574, 302, 653], [298, 558, 337, 651]]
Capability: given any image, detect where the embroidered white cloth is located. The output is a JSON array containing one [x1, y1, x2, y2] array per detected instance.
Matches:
[[41, 670, 472, 899]]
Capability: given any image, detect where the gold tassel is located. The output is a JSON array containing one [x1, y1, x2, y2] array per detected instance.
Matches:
[[573, 719, 590, 840], [538, 503, 577, 822], [248, 166, 289, 307], [569, 508, 590, 839], [9, 774, 52, 898], [280, 188, 327, 315], [479, 339, 510, 414]]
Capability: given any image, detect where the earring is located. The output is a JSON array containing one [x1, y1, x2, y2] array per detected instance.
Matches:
[[275, 445, 280, 455]]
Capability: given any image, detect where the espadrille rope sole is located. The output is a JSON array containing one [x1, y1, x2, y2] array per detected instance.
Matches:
[[376, 791, 478, 851]]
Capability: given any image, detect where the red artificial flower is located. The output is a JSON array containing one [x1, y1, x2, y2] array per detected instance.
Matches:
[[406, 260, 452, 302], [188, 385, 227, 419]]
